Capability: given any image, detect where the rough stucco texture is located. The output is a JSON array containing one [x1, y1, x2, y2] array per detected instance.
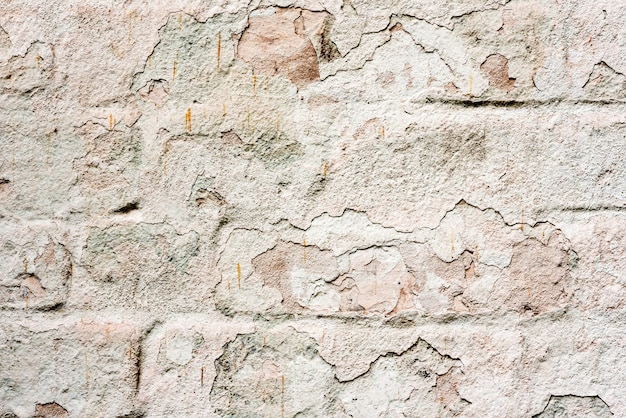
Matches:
[[1, 1, 626, 417]]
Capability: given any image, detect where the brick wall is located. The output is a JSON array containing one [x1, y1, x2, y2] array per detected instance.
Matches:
[[1, 1, 625, 416]]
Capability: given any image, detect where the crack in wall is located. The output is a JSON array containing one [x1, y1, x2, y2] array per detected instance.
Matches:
[[532, 394, 613, 417]]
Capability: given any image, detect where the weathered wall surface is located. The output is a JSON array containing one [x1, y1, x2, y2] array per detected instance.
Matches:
[[1, 1, 625, 417]]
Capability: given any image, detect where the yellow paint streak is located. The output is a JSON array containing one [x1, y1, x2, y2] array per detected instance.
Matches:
[[23, 259, 27, 272], [217, 32, 221, 69], [253, 75, 257, 94], [185, 107, 192, 132], [109, 114, 113, 130], [173, 52, 178, 79], [37, 54, 41, 69], [520, 209, 525, 231], [178, 13, 182, 30], [323, 162, 327, 178], [237, 263, 241, 289], [381, 125, 385, 138]]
